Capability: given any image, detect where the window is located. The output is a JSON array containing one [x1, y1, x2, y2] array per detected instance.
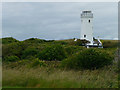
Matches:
[[89, 20, 90, 23], [84, 35, 86, 38]]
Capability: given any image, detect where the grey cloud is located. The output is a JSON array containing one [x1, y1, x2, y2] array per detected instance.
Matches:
[[2, 2, 118, 40]]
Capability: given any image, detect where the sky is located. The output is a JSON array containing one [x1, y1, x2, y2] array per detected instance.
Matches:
[[2, 2, 118, 41]]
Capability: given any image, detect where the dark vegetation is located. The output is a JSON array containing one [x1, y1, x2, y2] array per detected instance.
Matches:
[[2, 37, 117, 69], [1, 37, 119, 88], [101, 40, 118, 48], [2, 37, 19, 44], [61, 49, 113, 69], [37, 45, 66, 61]]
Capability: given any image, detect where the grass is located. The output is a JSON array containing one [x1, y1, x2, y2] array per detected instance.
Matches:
[[2, 38, 119, 88], [2, 64, 118, 88]]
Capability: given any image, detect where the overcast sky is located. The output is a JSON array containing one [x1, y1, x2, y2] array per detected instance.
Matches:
[[2, 2, 118, 40]]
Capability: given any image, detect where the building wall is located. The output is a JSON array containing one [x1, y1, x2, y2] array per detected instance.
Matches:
[[80, 11, 93, 45]]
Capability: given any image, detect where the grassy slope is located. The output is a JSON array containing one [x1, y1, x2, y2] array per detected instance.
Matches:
[[2, 37, 119, 88]]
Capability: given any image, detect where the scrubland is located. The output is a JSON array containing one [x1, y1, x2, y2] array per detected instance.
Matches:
[[1, 37, 119, 88]]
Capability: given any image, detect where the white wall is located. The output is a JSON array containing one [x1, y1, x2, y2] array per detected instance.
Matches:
[[80, 12, 93, 45]]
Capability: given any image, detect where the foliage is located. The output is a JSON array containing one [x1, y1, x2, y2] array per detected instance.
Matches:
[[2, 42, 28, 59], [44, 40, 55, 42], [17, 60, 30, 66], [61, 48, 113, 69], [4, 55, 20, 62], [44, 61, 60, 68], [23, 38, 45, 43], [22, 48, 39, 59], [2, 37, 118, 88], [101, 40, 118, 48], [75, 39, 83, 45], [64, 46, 85, 56], [37, 45, 66, 61], [2, 37, 19, 44], [29, 58, 46, 67], [53, 41, 68, 45], [64, 39, 90, 46], [74, 39, 90, 46], [23, 38, 54, 44], [2, 37, 117, 66]]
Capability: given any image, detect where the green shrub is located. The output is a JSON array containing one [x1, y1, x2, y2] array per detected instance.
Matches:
[[4, 56, 20, 62], [61, 48, 113, 70], [22, 48, 39, 59], [23, 38, 45, 43], [2, 37, 19, 44], [64, 46, 85, 57], [68, 39, 90, 46], [2, 42, 28, 59], [29, 58, 46, 67], [17, 59, 30, 65], [102, 40, 118, 48], [53, 41, 68, 45], [44, 40, 54, 42], [37, 45, 66, 61], [74, 39, 83, 46]]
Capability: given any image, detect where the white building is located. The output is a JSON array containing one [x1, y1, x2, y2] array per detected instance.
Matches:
[[80, 11, 103, 48], [80, 11, 93, 45]]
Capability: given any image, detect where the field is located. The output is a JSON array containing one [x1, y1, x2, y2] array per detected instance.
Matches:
[[3, 63, 118, 88], [1, 37, 119, 88]]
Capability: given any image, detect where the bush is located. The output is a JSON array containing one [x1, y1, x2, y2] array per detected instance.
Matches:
[[23, 38, 45, 43], [61, 48, 113, 70], [102, 40, 118, 48], [2, 37, 19, 44], [4, 56, 20, 62], [64, 46, 85, 56], [2, 42, 28, 59], [29, 58, 46, 67], [37, 45, 66, 61], [53, 41, 68, 45], [22, 48, 39, 59], [68, 39, 90, 46]]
